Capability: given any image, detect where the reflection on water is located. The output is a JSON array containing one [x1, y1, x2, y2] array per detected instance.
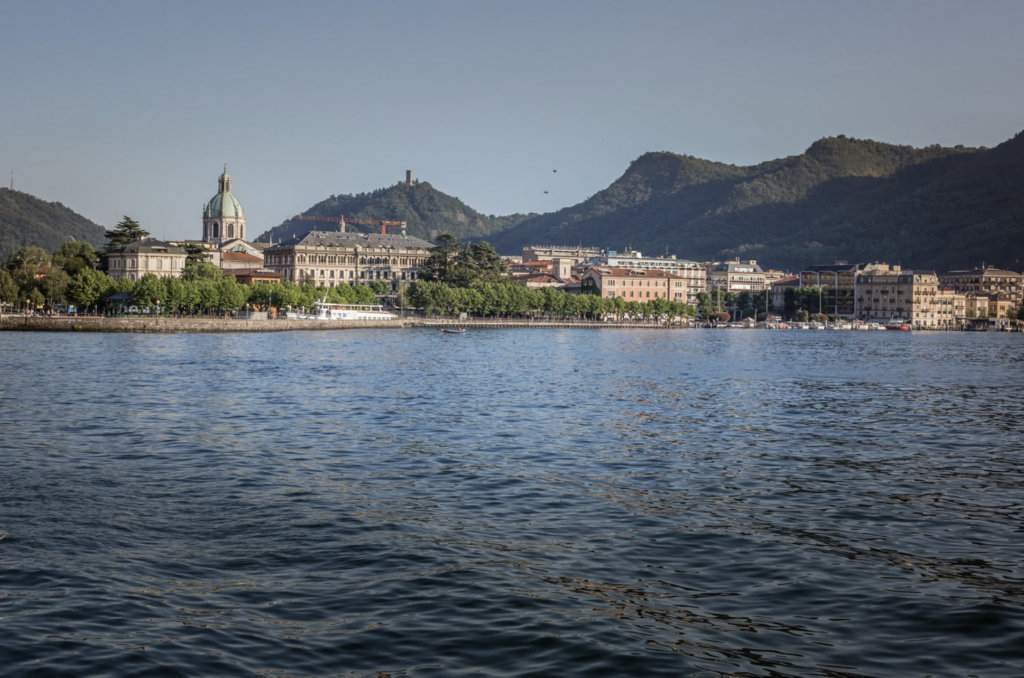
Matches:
[[1, 329, 1023, 677]]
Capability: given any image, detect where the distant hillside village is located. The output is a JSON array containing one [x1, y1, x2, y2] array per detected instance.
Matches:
[[1, 166, 1021, 330]]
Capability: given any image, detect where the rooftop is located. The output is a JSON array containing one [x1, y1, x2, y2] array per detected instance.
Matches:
[[268, 230, 434, 250], [108, 238, 186, 255], [586, 267, 683, 279]]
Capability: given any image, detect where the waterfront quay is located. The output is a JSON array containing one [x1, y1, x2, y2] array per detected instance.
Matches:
[[0, 315, 678, 333]]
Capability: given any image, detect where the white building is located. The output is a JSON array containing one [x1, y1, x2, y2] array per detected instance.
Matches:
[[106, 238, 187, 281]]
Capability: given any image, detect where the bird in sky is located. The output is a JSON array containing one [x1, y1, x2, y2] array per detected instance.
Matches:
[[543, 191, 549, 194], [553, 169, 557, 173]]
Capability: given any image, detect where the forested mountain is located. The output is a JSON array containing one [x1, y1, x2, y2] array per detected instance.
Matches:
[[256, 181, 534, 244], [488, 133, 1024, 273], [0, 188, 105, 261]]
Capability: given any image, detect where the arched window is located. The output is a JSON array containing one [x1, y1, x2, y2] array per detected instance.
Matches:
[[227, 224, 234, 239], [392, 258, 397, 265], [212, 223, 219, 238]]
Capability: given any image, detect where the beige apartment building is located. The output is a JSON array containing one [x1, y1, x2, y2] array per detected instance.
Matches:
[[263, 230, 434, 291], [106, 238, 187, 281], [522, 245, 602, 266], [581, 267, 687, 302], [939, 267, 1023, 318], [800, 262, 902, 317], [855, 270, 963, 328], [708, 260, 766, 294]]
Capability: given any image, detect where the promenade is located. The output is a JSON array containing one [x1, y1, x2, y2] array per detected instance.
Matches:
[[0, 315, 674, 333]]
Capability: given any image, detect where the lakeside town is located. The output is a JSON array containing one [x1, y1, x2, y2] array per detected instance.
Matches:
[[2, 167, 1022, 331]]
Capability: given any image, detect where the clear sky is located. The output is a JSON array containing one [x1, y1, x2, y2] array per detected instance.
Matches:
[[2, 0, 1022, 241]]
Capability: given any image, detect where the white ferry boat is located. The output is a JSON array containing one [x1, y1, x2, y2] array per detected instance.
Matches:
[[300, 301, 399, 321]]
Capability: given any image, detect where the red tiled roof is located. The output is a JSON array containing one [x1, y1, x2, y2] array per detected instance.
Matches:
[[222, 252, 263, 262], [585, 267, 682, 279]]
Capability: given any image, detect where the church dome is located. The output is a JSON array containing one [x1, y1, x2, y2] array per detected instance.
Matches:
[[204, 165, 244, 218], [206, 191, 244, 218]]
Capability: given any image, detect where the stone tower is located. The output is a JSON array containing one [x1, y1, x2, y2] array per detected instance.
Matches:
[[203, 165, 246, 244]]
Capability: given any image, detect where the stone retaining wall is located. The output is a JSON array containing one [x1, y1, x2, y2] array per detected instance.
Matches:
[[0, 315, 675, 333], [0, 316, 403, 333]]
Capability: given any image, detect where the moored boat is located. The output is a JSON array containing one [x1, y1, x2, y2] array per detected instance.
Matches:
[[303, 300, 398, 320], [885, 318, 911, 331]]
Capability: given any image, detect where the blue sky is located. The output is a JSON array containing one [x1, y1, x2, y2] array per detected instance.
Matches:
[[2, 0, 1022, 241]]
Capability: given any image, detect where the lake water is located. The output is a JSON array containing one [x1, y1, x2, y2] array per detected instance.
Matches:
[[1, 328, 1022, 678]]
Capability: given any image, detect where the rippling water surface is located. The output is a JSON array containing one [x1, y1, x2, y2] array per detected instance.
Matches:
[[1, 329, 1023, 677]]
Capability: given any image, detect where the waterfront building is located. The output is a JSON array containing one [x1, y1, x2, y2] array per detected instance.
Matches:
[[226, 268, 282, 285], [855, 270, 961, 328], [202, 166, 246, 245], [262, 230, 434, 291], [521, 245, 601, 266], [762, 269, 791, 287], [580, 267, 686, 302], [800, 262, 902, 318], [220, 250, 265, 271], [509, 260, 553, 275], [600, 250, 706, 299], [513, 273, 565, 289], [708, 260, 766, 294], [770, 275, 800, 312], [106, 238, 187, 281], [938, 267, 1023, 318]]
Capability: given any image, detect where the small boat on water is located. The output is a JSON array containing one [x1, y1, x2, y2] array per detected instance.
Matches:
[[885, 318, 911, 331], [442, 328, 466, 334]]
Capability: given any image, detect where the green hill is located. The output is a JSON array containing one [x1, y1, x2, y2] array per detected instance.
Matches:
[[255, 181, 534, 244], [488, 133, 1024, 272], [0, 188, 106, 261]]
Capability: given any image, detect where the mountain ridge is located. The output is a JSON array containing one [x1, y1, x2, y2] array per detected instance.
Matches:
[[255, 181, 534, 244], [0, 188, 106, 261], [487, 133, 1024, 272]]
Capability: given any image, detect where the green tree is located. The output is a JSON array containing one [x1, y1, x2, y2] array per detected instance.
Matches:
[[66, 268, 114, 313], [39, 269, 71, 307], [369, 279, 389, 295], [104, 216, 149, 252], [419, 233, 461, 283], [5, 246, 49, 294], [132, 274, 166, 309], [51, 240, 99, 277], [181, 262, 223, 281], [183, 242, 211, 266], [216, 276, 248, 312], [0, 270, 19, 308], [27, 287, 45, 309]]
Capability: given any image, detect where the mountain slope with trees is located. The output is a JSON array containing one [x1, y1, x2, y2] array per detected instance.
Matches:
[[256, 181, 534, 244], [0, 188, 106, 262], [488, 133, 1024, 273]]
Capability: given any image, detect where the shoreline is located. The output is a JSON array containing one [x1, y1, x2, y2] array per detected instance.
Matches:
[[0, 315, 676, 333], [0, 315, 1011, 334]]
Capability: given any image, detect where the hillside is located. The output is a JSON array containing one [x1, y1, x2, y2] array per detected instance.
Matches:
[[488, 134, 1024, 273], [255, 181, 534, 244], [0, 188, 106, 261]]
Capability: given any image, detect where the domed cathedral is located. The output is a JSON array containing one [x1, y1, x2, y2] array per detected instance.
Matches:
[[202, 165, 245, 245]]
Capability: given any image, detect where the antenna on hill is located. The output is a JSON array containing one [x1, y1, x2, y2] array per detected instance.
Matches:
[[9, 170, 13, 190]]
